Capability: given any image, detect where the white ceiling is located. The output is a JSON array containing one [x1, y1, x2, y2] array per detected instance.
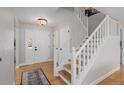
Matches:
[[95, 7, 124, 24], [12, 7, 74, 27], [12, 7, 124, 27]]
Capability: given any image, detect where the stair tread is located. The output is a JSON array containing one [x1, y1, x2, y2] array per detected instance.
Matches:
[[64, 64, 71, 70], [59, 70, 71, 83], [64, 62, 79, 68]]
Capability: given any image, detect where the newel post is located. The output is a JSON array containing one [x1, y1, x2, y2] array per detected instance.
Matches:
[[72, 47, 77, 84]]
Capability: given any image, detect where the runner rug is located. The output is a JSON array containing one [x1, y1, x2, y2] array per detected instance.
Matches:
[[21, 69, 50, 85]]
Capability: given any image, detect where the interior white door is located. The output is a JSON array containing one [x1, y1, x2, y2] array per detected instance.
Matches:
[[53, 30, 60, 75], [0, 29, 14, 84], [53, 26, 71, 75], [59, 27, 71, 65], [0, 8, 14, 84]]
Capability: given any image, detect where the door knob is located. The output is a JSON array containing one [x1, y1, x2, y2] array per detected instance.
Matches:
[[60, 48, 62, 50], [0, 57, 2, 62], [34, 46, 38, 51]]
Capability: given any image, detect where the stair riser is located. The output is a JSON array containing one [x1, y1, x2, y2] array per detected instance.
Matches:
[[59, 74, 71, 85]]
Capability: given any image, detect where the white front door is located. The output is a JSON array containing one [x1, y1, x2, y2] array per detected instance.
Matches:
[[25, 31, 34, 64], [25, 30, 51, 64], [33, 30, 50, 63]]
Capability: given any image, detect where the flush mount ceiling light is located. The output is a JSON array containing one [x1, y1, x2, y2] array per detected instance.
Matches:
[[36, 18, 48, 26]]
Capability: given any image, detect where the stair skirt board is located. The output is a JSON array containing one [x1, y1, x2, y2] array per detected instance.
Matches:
[[89, 66, 120, 85]]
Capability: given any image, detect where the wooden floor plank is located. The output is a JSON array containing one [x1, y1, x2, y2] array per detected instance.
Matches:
[[99, 65, 124, 85], [15, 62, 124, 85], [15, 61, 65, 85]]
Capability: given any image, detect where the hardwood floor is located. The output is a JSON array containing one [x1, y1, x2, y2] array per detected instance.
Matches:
[[99, 65, 124, 85], [15, 61, 66, 85], [16, 62, 124, 85]]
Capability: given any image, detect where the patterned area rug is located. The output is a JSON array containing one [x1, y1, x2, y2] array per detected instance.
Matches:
[[21, 69, 50, 85]]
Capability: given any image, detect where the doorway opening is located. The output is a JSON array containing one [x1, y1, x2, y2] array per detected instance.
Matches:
[[120, 28, 124, 65]]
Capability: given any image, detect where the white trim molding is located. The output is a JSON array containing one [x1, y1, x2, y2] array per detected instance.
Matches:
[[16, 59, 53, 68]]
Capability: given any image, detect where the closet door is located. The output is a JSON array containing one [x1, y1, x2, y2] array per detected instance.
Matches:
[[53, 26, 71, 75], [53, 30, 60, 75], [59, 26, 70, 65]]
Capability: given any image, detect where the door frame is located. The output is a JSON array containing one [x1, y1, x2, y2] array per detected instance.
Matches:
[[120, 26, 124, 65]]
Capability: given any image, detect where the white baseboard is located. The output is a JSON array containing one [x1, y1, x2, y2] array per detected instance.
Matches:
[[16, 59, 53, 68], [90, 66, 120, 85], [13, 81, 15, 85]]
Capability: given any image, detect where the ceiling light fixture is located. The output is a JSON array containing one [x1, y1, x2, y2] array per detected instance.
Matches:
[[36, 18, 48, 26]]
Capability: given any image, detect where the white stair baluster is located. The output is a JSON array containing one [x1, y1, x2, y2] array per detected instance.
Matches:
[[101, 24, 103, 42], [103, 23, 105, 40], [93, 35, 95, 56], [72, 47, 77, 84], [83, 47, 86, 70], [87, 43, 89, 65], [99, 26, 101, 45], [78, 53, 81, 76]]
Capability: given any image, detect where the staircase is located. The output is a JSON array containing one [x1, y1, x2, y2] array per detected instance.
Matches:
[[55, 8, 119, 85]]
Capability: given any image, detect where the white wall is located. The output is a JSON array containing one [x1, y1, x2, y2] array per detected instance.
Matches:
[[18, 23, 54, 66], [70, 14, 88, 48], [17, 23, 26, 66], [0, 8, 14, 84], [88, 13, 105, 36], [54, 10, 88, 49], [82, 36, 120, 84]]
